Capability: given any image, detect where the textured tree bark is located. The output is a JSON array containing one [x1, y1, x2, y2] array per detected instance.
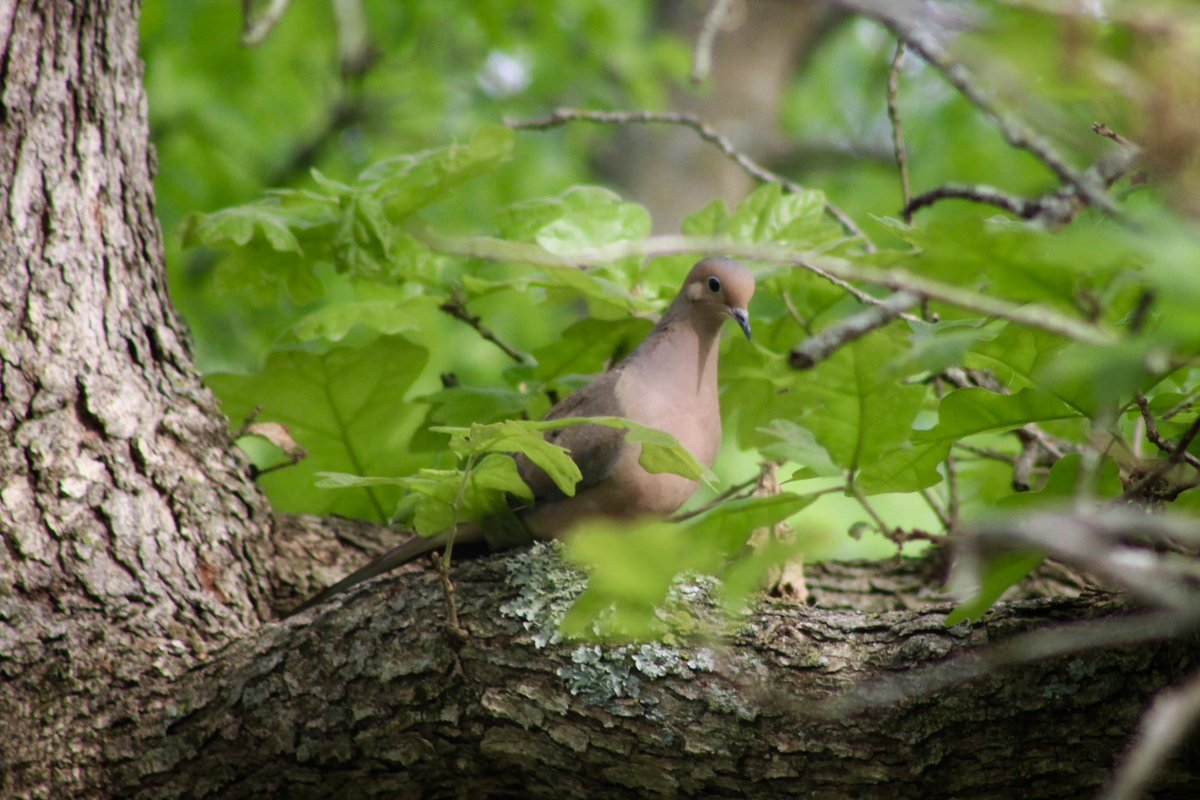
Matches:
[[111, 550, 1200, 799], [1, 3, 1198, 800], [0, 2, 273, 795]]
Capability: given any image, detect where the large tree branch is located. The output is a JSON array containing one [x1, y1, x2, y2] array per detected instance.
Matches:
[[111, 543, 1199, 799]]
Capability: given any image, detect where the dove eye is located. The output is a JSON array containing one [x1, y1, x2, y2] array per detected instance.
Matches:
[[707, 276, 721, 293]]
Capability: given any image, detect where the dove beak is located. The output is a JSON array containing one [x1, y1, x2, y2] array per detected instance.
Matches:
[[731, 308, 752, 340]]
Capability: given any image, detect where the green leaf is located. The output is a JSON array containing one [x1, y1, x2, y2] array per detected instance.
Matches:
[[682, 492, 820, 555], [370, 124, 515, 219], [858, 387, 1080, 495], [683, 182, 843, 249], [947, 455, 1121, 624], [289, 298, 427, 342], [792, 328, 927, 473], [996, 453, 1122, 510], [206, 335, 430, 521], [757, 419, 841, 478], [434, 415, 719, 496], [180, 202, 309, 254], [945, 551, 1044, 626], [498, 185, 651, 249], [561, 492, 820, 639], [526, 317, 653, 383], [966, 326, 1092, 415], [434, 420, 583, 497], [469, 453, 534, 503]]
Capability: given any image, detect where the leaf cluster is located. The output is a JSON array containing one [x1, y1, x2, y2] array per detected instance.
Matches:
[[161, 2, 1200, 636]]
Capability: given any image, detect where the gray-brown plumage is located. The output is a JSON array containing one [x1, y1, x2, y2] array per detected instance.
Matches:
[[288, 257, 754, 616]]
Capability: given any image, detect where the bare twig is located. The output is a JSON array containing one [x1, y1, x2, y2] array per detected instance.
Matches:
[[1093, 122, 1131, 147], [439, 288, 531, 364], [1136, 395, 1200, 471], [692, 0, 732, 84], [967, 508, 1200, 611], [241, 0, 294, 46], [803, 263, 923, 323], [845, 1, 1121, 217], [1102, 665, 1200, 800], [507, 108, 875, 251], [904, 182, 1049, 219], [430, 551, 470, 650], [886, 41, 914, 221], [953, 442, 1018, 463], [332, 0, 375, 77], [1162, 389, 1200, 421], [412, 228, 1118, 347], [1124, 408, 1200, 500], [780, 292, 813, 334], [934, 376, 960, 527], [1012, 436, 1041, 492], [670, 475, 762, 523], [849, 481, 893, 539], [904, 138, 1140, 223], [790, 291, 922, 369], [920, 488, 951, 530]]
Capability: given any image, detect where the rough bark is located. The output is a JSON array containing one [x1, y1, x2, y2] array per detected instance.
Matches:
[[1, 3, 1199, 800], [0, 2, 273, 794], [114, 548, 1200, 799]]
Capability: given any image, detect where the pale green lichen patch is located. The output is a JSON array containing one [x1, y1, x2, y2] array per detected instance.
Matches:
[[499, 542, 588, 649], [501, 542, 763, 714]]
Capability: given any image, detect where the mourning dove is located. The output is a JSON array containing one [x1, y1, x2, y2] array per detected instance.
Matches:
[[288, 257, 755, 616]]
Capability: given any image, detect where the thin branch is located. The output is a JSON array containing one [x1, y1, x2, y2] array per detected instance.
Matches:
[[803, 263, 922, 323], [818, 260, 1113, 346], [846, 1, 1121, 217], [886, 41, 914, 221], [1102, 665, 1200, 800], [1012, 436, 1041, 492], [1136, 395, 1200, 471], [439, 288, 531, 365], [1162, 389, 1200, 421], [430, 551, 470, 646], [412, 227, 1118, 348], [790, 291, 922, 369], [1092, 121, 1131, 147], [920, 488, 951, 530], [691, 0, 732, 84], [332, 0, 375, 77], [934, 375, 960, 527], [903, 133, 1140, 223], [1124, 411, 1200, 500], [507, 108, 875, 252], [904, 182, 1048, 219], [967, 508, 1200, 611], [780, 292, 813, 334], [953, 442, 1018, 463], [849, 481, 892, 538], [671, 475, 761, 523], [241, 0, 293, 46]]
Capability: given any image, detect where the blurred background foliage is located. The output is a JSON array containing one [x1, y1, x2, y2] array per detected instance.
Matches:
[[143, 1, 1200, 624]]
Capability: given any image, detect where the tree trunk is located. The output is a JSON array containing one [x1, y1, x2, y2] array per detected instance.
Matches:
[[1, 3, 1197, 799], [0, 2, 273, 794]]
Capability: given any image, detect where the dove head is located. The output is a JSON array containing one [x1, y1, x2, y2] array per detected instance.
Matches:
[[679, 257, 755, 339]]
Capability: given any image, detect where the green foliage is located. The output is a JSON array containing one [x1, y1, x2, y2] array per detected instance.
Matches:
[[150, 2, 1200, 636], [208, 335, 429, 520], [561, 493, 817, 639]]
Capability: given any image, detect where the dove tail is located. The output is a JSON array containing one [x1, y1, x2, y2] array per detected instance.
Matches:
[[285, 530, 454, 618]]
